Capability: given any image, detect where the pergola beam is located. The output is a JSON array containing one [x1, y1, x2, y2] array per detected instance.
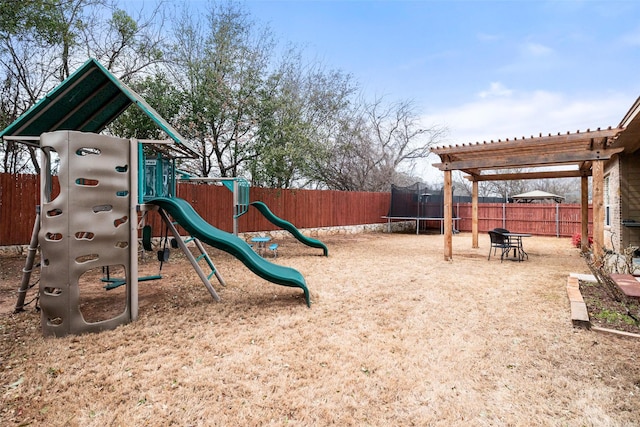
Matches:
[[430, 127, 622, 156], [465, 169, 590, 182], [433, 147, 623, 171]]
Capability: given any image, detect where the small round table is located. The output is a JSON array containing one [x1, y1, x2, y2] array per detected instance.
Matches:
[[251, 237, 271, 256]]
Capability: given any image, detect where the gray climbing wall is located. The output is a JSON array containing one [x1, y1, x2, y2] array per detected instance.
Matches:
[[39, 131, 135, 336]]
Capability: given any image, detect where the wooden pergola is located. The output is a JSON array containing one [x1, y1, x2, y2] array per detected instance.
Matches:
[[430, 127, 625, 260]]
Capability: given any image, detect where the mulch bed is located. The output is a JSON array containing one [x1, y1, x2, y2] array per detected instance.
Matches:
[[579, 280, 640, 334]]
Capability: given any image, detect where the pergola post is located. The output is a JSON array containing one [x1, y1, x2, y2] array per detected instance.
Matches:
[[592, 161, 604, 259], [472, 180, 479, 248], [580, 175, 590, 253], [444, 170, 453, 260]]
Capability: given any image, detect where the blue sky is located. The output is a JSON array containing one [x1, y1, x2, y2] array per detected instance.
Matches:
[[239, 0, 640, 180], [242, 0, 639, 132], [127, 0, 640, 180]]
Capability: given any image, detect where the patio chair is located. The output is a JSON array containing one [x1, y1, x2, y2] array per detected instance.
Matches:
[[492, 228, 519, 258], [488, 230, 517, 262], [493, 228, 510, 234]]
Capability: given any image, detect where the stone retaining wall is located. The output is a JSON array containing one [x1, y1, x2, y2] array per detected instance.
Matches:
[[0, 222, 417, 256]]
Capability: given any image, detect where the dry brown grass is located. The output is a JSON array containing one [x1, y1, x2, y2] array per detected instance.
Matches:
[[2, 232, 640, 426]]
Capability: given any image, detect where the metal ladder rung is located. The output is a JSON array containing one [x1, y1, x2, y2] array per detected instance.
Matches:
[[186, 233, 223, 287], [157, 209, 223, 301]]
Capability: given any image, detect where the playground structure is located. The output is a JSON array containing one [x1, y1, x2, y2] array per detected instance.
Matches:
[[1, 59, 325, 337]]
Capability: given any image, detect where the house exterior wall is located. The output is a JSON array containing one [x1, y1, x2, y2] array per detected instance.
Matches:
[[614, 151, 640, 251], [605, 157, 621, 252]]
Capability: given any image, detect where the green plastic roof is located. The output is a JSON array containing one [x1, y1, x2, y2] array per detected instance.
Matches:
[[0, 58, 197, 158]]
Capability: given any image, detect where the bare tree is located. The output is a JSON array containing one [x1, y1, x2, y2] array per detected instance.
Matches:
[[250, 51, 358, 188], [0, 0, 84, 173], [168, 2, 275, 178], [316, 96, 446, 191], [0, 0, 170, 173], [481, 168, 532, 201], [79, 3, 170, 81], [530, 177, 581, 203]]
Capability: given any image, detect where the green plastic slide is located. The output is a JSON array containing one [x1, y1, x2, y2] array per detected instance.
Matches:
[[250, 201, 328, 256], [147, 197, 310, 306]]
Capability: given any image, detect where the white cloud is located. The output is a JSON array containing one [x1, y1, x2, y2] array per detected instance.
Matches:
[[523, 41, 554, 57], [415, 89, 636, 183], [424, 89, 632, 146], [499, 41, 559, 75], [478, 82, 513, 99]]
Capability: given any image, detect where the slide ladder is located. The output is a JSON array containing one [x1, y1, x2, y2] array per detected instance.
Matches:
[[183, 235, 224, 283], [156, 209, 225, 301]]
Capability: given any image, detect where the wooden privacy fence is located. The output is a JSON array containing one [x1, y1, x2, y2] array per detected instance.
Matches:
[[170, 184, 391, 238], [0, 173, 592, 245], [454, 202, 592, 237], [0, 173, 390, 245], [1, 173, 49, 246]]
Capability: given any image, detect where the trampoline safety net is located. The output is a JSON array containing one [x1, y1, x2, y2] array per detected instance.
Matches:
[[387, 183, 506, 219], [387, 183, 445, 218]]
